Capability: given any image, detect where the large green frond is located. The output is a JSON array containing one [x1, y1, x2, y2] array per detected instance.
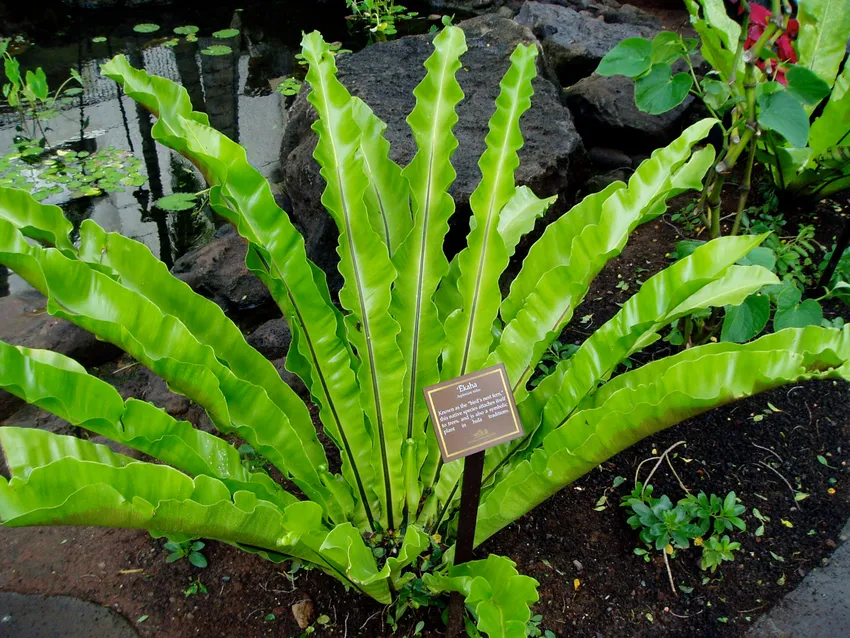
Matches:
[[302, 31, 407, 529], [389, 26, 468, 492], [477, 326, 850, 542]]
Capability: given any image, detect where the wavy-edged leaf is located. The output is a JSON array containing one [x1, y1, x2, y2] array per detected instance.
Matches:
[[0, 428, 135, 478], [0, 221, 335, 515], [442, 42, 538, 380], [483, 240, 774, 498], [318, 523, 392, 603], [389, 27, 467, 491], [492, 120, 716, 395], [0, 455, 296, 551], [477, 326, 850, 542], [684, 0, 739, 83], [497, 186, 557, 258], [536, 235, 775, 446], [75, 221, 328, 473], [0, 451, 371, 594], [796, 0, 850, 90], [350, 97, 412, 257], [0, 187, 74, 256], [0, 339, 296, 510], [499, 182, 624, 324], [101, 55, 376, 530], [424, 554, 539, 638], [302, 32, 406, 529]]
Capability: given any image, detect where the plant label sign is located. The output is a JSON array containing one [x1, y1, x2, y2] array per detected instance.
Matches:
[[424, 363, 524, 463]]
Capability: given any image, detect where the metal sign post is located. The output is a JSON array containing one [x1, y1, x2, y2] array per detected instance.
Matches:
[[423, 363, 525, 637]]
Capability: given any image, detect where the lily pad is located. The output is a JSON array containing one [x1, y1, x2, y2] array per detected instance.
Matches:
[[155, 192, 199, 211], [201, 45, 232, 57], [212, 28, 240, 39], [174, 25, 200, 36], [92, 36, 107, 43], [133, 23, 160, 34]]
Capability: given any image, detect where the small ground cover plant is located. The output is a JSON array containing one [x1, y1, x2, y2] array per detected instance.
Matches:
[[2, 24, 850, 637], [164, 539, 208, 568]]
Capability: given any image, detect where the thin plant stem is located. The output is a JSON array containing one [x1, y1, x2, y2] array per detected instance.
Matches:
[[731, 134, 758, 235]]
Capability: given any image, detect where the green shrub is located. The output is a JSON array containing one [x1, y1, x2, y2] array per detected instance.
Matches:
[[1, 27, 849, 636]]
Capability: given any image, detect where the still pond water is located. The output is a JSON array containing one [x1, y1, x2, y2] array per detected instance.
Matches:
[[0, 0, 447, 296]]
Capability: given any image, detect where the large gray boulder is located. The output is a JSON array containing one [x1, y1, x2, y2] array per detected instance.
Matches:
[[564, 74, 694, 152], [280, 14, 584, 280], [515, 1, 658, 84], [428, 0, 663, 27]]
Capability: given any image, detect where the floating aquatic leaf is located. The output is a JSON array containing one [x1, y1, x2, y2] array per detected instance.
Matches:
[[155, 192, 199, 212], [174, 25, 199, 36], [92, 36, 107, 43], [201, 45, 232, 57], [133, 23, 160, 34], [186, 34, 198, 43], [213, 28, 240, 39], [163, 38, 180, 48]]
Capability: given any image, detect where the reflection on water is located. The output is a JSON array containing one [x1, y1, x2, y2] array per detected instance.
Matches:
[[0, 8, 297, 296], [0, 0, 453, 297]]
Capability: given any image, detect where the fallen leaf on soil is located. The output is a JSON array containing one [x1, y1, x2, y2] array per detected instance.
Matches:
[[119, 569, 144, 574], [292, 598, 315, 629]]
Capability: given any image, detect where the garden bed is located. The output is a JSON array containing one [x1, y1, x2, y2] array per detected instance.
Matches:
[[2, 204, 848, 637]]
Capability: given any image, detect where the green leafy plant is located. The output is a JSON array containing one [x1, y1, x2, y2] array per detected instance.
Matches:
[[526, 614, 557, 638], [529, 340, 579, 387], [183, 577, 208, 597], [164, 539, 208, 568], [622, 483, 746, 581], [2, 42, 84, 145], [345, 0, 418, 40], [2, 27, 850, 637], [275, 76, 303, 97], [700, 534, 741, 572], [598, 0, 850, 235], [680, 491, 746, 535]]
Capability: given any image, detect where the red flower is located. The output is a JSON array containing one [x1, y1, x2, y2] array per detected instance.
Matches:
[[749, 3, 771, 26], [735, 1, 799, 81]]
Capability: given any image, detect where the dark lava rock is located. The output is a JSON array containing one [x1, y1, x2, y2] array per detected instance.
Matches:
[[171, 225, 274, 316], [564, 74, 693, 153], [246, 318, 292, 360], [427, 0, 662, 27], [273, 358, 311, 403], [0, 290, 123, 367], [582, 167, 631, 196], [106, 361, 217, 435], [0, 290, 123, 419], [515, 2, 658, 85], [280, 14, 584, 282], [588, 146, 632, 170]]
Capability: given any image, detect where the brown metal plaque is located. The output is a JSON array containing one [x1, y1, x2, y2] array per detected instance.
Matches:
[[424, 363, 524, 463]]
